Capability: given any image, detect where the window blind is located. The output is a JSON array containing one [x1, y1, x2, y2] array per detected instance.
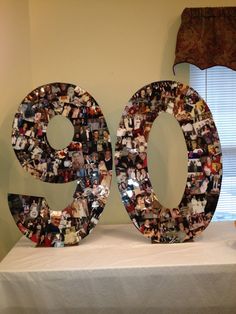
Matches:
[[190, 65, 236, 221]]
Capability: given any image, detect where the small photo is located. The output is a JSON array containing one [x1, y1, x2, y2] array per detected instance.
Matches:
[[188, 159, 202, 172]]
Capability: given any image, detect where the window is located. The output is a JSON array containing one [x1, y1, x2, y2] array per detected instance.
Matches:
[[190, 65, 236, 221]]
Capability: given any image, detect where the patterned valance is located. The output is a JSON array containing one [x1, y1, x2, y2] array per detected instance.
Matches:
[[173, 7, 236, 72]]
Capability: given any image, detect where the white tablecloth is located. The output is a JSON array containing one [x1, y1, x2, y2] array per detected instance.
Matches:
[[0, 222, 236, 314]]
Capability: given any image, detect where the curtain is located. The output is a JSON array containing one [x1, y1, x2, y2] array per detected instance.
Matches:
[[173, 7, 236, 73]]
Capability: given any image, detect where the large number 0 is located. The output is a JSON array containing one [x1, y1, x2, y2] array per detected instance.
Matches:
[[115, 81, 222, 243], [8, 83, 112, 247], [9, 81, 222, 246]]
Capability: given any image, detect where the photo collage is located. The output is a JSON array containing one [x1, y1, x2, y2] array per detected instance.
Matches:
[[115, 81, 222, 243], [10, 83, 112, 246]]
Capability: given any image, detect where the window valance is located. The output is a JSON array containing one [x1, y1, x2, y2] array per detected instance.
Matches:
[[173, 7, 236, 72]]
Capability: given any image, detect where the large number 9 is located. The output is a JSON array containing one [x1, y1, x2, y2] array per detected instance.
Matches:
[[115, 81, 222, 243], [8, 83, 112, 247]]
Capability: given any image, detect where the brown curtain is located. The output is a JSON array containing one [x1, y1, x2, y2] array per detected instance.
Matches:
[[173, 7, 236, 73]]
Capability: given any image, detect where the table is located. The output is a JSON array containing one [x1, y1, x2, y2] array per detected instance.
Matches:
[[0, 222, 236, 314]]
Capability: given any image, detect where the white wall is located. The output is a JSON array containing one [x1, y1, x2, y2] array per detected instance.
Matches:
[[0, 0, 32, 259]]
